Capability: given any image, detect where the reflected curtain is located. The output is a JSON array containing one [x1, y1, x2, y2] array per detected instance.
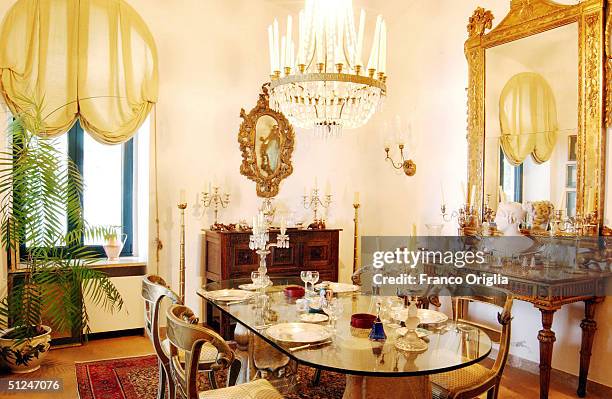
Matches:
[[0, 0, 158, 144], [499, 72, 558, 165]]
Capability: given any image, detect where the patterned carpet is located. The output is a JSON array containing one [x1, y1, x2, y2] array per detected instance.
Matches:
[[76, 354, 346, 399]]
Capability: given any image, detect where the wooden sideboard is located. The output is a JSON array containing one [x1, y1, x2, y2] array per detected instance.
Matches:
[[203, 228, 340, 337]]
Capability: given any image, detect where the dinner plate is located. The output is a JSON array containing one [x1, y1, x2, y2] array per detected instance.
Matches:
[[393, 308, 449, 325], [417, 309, 448, 324], [266, 322, 332, 343], [238, 282, 271, 291], [203, 289, 254, 302], [299, 313, 329, 323], [314, 282, 360, 293]]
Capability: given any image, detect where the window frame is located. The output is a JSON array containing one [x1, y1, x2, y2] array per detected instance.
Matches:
[[499, 147, 524, 203], [18, 120, 134, 259]]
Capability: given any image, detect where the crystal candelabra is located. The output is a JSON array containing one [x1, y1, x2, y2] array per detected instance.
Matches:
[[249, 212, 289, 278], [551, 210, 598, 236], [200, 186, 230, 225], [441, 203, 480, 236], [303, 187, 332, 226]]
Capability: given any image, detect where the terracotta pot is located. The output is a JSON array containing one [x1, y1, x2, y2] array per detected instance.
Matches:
[[0, 325, 52, 373]]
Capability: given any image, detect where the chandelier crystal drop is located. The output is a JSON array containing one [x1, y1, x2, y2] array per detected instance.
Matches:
[[267, 0, 387, 138]]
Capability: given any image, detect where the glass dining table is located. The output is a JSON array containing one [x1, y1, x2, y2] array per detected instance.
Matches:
[[198, 277, 492, 399]]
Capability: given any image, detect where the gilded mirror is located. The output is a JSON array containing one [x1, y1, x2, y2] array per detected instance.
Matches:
[[466, 0, 608, 229], [239, 84, 295, 198]]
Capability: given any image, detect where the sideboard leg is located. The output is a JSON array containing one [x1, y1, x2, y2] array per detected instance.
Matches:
[[577, 297, 603, 397], [537, 307, 558, 399]]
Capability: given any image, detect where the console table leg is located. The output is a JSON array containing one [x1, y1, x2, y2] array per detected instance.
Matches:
[[577, 298, 602, 397], [537, 308, 557, 399]]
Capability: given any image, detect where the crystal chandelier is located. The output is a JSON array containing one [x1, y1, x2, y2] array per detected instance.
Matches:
[[267, 0, 387, 138]]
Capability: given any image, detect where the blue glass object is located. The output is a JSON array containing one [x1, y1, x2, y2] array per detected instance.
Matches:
[[369, 316, 387, 341]]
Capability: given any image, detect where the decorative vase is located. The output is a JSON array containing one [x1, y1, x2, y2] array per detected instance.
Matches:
[[103, 234, 127, 261], [0, 325, 52, 373]]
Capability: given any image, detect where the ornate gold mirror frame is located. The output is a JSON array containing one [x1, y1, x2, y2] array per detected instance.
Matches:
[[239, 84, 295, 198], [466, 0, 608, 229]]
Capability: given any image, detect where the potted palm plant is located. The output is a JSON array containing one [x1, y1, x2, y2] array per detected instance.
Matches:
[[0, 96, 124, 373]]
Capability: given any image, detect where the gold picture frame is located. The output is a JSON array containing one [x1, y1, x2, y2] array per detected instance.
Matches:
[[465, 0, 607, 228], [238, 84, 295, 198]]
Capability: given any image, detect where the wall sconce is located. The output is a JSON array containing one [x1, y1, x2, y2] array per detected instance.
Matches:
[[385, 143, 416, 176]]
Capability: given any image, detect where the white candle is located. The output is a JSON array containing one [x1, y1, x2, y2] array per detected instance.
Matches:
[[461, 182, 467, 204], [252, 216, 257, 231], [559, 191, 566, 213], [354, 191, 360, 204], [286, 15, 293, 67], [368, 15, 382, 71], [280, 217, 286, 234], [315, 14, 324, 64], [280, 36, 287, 69], [273, 19, 280, 71], [325, 180, 331, 195], [298, 10, 304, 65], [378, 21, 387, 75], [268, 25, 274, 74], [469, 185, 476, 207], [440, 182, 446, 206], [356, 9, 365, 67], [179, 189, 186, 204], [314, 177, 318, 190], [411, 223, 417, 237]]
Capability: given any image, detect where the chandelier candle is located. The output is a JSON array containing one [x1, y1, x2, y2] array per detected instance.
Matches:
[[267, 0, 387, 138]]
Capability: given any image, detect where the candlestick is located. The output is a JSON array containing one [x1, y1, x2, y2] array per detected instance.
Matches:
[[199, 185, 231, 226], [249, 212, 290, 279], [178, 202, 187, 303], [353, 202, 360, 274], [303, 186, 332, 227]]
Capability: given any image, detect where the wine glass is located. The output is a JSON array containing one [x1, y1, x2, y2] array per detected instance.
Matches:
[[309, 271, 320, 290], [323, 299, 344, 333], [300, 271, 310, 291], [251, 271, 261, 287]]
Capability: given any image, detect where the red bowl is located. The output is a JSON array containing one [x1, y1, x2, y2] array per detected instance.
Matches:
[[351, 313, 376, 329], [284, 286, 305, 298]]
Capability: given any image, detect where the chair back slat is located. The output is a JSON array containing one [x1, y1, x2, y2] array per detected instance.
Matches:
[[166, 304, 236, 399], [450, 285, 513, 376], [141, 275, 180, 364]]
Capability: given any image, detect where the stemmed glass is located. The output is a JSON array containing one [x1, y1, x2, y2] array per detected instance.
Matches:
[[300, 271, 310, 292], [323, 298, 344, 333], [251, 271, 261, 287], [309, 271, 320, 291]]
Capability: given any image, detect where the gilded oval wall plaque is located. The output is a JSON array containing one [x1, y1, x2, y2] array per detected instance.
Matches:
[[239, 84, 295, 198]]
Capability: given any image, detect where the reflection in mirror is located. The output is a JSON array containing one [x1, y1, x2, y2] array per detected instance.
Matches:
[[484, 23, 578, 218], [255, 115, 282, 177]]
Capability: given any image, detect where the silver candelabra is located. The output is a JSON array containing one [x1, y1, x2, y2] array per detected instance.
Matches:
[[249, 212, 289, 278], [200, 186, 230, 224], [303, 188, 332, 224]]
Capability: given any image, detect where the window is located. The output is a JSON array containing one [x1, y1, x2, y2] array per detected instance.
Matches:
[[20, 121, 134, 258], [499, 148, 523, 203]]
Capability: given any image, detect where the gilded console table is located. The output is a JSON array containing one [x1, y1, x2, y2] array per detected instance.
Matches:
[[426, 262, 610, 398]]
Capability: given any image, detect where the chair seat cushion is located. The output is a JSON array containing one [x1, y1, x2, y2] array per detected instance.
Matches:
[[162, 338, 219, 364], [198, 379, 282, 399], [430, 363, 494, 398]]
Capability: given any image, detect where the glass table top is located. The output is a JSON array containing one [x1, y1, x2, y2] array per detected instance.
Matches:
[[198, 277, 492, 377]]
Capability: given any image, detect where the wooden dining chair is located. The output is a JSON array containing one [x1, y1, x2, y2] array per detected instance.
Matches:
[[431, 286, 513, 399], [166, 304, 283, 399], [142, 275, 239, 399]]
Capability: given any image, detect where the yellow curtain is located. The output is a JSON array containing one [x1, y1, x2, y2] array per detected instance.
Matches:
[[0, 0, 158, 144], [499, 72, 558, 166]]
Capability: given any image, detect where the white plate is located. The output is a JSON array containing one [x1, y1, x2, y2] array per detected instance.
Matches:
[[315, 282, 360, 293], [266, 323, 332, 344], [417, 309, 448, 324], [299, 313, 329, 323], [238, 282, 271, 291], [393, 308, 449, 325], [204, 289, 254, 302]]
